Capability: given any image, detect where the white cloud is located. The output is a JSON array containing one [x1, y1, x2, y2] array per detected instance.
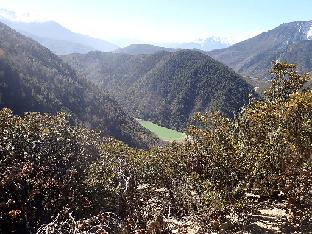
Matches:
[[0, 8, 47, 22]]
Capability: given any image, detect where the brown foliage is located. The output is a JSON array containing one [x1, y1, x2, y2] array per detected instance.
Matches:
[[0, 62, 311, 233]]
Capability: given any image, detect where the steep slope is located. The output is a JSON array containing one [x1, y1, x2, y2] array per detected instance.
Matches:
[[209, 21, 312, 81], [62, 50, 254, 131], [279, 40, 312, 72], [0, 22, 160, 149], [0, 18, 118, 53], [114, 44, 176, 55]]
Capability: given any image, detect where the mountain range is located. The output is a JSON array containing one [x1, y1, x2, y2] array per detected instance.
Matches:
[[62, 50, 254, 131], [0, 21, 160, 148], [1, 17, 312, 145], [0, 17, 119, 54], [0, 10, 231, 54], [161, 37, 231, 51], [114, 38, 231, 55], [209, 20, 312, 85], [114, 44, 176, 55]]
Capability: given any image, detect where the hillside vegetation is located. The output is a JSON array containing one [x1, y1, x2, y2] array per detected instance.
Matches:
[[62, 50, 254, 131], [1, 62, 311, 233], [0, 22, 160, 149]]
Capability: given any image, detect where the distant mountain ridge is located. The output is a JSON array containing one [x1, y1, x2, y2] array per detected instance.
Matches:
[[0, 21, 160, 148], [162, 37, 231, 51], [209, 20, 312, 82], [114, 44, 176, 55], [62, 50, 254, 131], [0, 17, 119, 54], [21, 31, 95, 55]]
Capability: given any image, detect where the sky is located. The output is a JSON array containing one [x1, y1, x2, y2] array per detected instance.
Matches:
[[1, 0, 312, 45]]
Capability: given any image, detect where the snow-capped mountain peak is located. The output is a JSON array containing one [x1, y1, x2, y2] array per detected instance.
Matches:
[[188, 36, 231, 51], [306, 24, 312, 40], [292, 21, 312, 40]]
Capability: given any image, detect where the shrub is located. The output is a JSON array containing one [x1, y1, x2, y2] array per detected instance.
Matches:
[[1, 62, 311, 233]]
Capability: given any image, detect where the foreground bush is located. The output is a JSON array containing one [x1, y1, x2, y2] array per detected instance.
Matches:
[[185, 62, 312, 231], [0, 110, 103, 233], [83, 62, 311, 232], [0, 62, 311, 233]]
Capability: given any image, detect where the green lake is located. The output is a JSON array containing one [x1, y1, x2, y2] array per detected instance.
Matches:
[[137, 119, 186, 142]]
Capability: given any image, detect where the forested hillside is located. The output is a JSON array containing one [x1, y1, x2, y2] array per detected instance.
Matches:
[[0, 22, 160, 149], [63, 50, 254, 131]]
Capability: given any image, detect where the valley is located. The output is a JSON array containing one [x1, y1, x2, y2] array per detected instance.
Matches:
[[62, 50, 254, 132], [0, 21, 160, 149]]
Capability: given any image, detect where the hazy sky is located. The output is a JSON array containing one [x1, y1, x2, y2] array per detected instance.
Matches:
[[1, 0, 312, 44]]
